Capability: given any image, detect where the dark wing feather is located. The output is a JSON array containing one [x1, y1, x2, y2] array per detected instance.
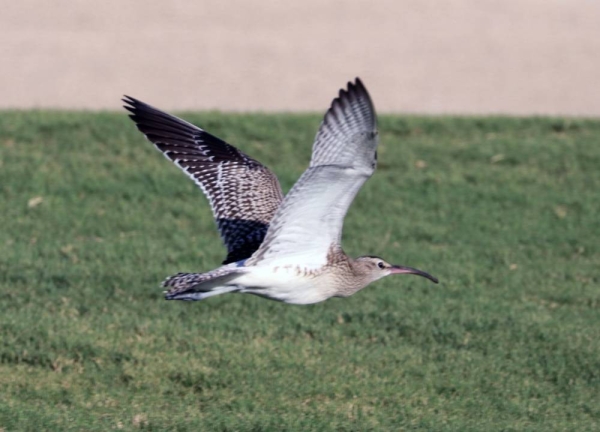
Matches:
[[123, 96, 284, 264]]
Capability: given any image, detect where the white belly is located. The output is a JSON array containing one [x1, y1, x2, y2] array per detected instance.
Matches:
[[232, 265, 337, 305]]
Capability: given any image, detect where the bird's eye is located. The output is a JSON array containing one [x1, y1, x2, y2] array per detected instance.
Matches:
[[377, 261, 385, 269]]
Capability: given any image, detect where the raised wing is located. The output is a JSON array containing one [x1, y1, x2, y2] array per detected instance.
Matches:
[[123, 97, 284, 264], [246, 78, 378, 269]]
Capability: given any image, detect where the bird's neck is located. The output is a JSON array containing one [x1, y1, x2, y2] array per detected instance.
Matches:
[[325, 244, 373, 296]]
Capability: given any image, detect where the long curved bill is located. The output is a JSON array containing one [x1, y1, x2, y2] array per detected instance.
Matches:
[[390, 265, 439, 284]]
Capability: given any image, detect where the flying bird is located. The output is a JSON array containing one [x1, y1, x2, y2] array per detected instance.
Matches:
[[123, 78, 438, 304]]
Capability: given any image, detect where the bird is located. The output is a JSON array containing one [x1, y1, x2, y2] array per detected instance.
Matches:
[[123, 78, 438, 305]]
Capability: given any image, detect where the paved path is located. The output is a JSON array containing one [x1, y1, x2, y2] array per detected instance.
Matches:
[[2, 0, 599, 115]]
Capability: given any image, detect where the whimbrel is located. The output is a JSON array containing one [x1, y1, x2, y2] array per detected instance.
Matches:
[[123, 78, 438, 304]]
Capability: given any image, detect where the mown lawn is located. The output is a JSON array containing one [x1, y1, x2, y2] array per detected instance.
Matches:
[[0, 110, 599, 431]]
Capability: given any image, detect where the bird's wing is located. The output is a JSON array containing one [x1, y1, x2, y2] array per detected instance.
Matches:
[[123, 97, 284, 264], [246, 78, 378, 269]]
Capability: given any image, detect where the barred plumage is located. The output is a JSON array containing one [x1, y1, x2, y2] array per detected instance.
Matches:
[[123, 96, 283, 264]]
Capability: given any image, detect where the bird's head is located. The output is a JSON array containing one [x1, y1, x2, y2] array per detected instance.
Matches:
[[354, 255, 439, 284]]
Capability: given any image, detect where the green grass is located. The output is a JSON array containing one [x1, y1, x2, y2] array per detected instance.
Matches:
[[1, 110, 599, 431]]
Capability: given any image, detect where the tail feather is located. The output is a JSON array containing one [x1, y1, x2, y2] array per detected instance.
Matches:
[[165, 285, 240, 301], [162, 268, 244, 301]]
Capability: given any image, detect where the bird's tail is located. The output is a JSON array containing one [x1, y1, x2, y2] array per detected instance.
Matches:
[[162, 268, 244, 301]]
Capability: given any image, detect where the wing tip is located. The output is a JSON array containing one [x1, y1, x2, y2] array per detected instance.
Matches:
[[349, 77, 371, 105], [122, 95, 149, 120], [122, 95, 155, 116], [121, 95, 201, 138], [336, 78, 365, 104], [122, 95, 139, 110], [324, 77, 376, 130], [353, 78, 371, 104]]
